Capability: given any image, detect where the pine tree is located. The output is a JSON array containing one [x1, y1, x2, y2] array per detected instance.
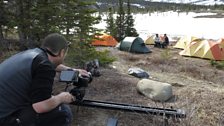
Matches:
[[105, 7, 116, 38], [74, 0, 101, 43], [66, 0, 102, 66], [15, 0, 30, 46], [115, 0, 126, 41], [125, 0, 138, 37], [32, 0, 61, 41], [7, 0, 61, 48], [0, 0, 5, 39], [58, 0, 79, 39]]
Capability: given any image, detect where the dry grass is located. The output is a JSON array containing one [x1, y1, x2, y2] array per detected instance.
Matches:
[[52, 45, 224, 126]]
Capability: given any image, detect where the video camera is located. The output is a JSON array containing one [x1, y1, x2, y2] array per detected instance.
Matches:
[[59, 59, 100, 102], [59, 70, 92, 102]]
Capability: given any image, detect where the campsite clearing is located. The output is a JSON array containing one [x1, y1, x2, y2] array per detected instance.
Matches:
[[55, 45, 224, 126]]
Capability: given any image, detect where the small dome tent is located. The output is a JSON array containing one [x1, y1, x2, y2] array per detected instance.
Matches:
[[91, 33, 118, 47], [119, 37, 151, 53]]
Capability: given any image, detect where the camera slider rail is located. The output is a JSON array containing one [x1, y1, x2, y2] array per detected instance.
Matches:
[[72, 99, 186, 118]]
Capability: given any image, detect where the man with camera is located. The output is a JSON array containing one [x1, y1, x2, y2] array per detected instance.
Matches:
[[0, 33, 89, 126]]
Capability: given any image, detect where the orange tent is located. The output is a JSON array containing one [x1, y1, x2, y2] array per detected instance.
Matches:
[[91, 33, 118, 47]]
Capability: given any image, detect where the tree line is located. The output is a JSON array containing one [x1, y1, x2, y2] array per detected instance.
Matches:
[[0, 0, 100, 50], [96, 0, 224, 13], [0, 0, 138, 66], [0, 0, 138, 48], [0, 0, 117, 66]]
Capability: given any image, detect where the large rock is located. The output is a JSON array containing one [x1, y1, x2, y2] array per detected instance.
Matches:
[[137, 79, 173, 102]]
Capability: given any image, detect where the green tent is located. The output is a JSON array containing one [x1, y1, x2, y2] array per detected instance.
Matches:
[[119, 37, 151, 53]]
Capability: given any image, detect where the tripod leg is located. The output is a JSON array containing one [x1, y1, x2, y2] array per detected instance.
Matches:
[[107, 117, 118, 126], [163, 118, 168, 126]]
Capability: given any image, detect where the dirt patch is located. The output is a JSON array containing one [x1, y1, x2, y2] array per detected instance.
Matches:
[[54, 45, 224, 126]]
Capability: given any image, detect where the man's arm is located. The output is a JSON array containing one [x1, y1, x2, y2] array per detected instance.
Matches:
[[32, 92, 74, 113], [56, 64, 72, 71], [31, 55, 75, 113], [56, 64, 89, 77]]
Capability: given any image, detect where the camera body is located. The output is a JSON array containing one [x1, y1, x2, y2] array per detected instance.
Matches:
[[59, 59, 100, 101], [59, 70, 92, 101], [59, 70, 92, 87]]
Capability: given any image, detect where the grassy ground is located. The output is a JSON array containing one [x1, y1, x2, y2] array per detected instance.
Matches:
[[58, 45, 224, 126], [1, 43, 224, 126]]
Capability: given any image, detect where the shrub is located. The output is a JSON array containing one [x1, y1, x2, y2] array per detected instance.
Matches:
[[148, 49, 173, 65], [160, 48, 171, 60], [210, 60, 224, 69], [94, 49, 117, 66], [210, 60, 217, 66], [65, 42, 116, 68]]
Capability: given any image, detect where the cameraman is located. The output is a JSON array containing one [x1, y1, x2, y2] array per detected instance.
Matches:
[[0, 33, 89, 126]]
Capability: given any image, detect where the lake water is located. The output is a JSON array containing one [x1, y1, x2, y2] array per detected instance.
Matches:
[[95, 11, 224, 40]]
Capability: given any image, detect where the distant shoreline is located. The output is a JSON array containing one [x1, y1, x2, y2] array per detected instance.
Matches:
[[194, 13, 224, 18]]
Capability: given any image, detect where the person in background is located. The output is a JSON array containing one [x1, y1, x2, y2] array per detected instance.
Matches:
[[162, 34, 169, 48], [154, 34, 161, 48], [0, 33, 89, 126]]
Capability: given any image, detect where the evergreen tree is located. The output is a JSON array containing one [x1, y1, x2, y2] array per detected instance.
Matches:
[[75, 0, 100, 42], [0, 0, 6, 39], [8, 0, 61, 48], [0, 0, 18, 52], [125, 0, 138, 37], [105, 7, 116, 37], [32, 0, 61, 41], [66, 0, 102, 66], [15, 0, 32, 47], [0, 0, 114, 66], [59, 0, 79, 39], [115, 0, 126, 41]]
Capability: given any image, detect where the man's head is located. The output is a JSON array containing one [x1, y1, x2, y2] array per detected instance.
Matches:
[[42, 33, 70, 54], [42, 33, 70, 65]]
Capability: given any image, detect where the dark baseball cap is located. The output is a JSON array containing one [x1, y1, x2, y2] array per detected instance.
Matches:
[[42, 33, 71, 53]]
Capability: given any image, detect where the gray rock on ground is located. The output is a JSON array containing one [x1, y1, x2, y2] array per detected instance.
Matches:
[[137, 79, 173, 102]]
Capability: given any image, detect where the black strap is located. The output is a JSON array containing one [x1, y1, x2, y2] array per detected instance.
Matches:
[[41, 48, 58, 57]]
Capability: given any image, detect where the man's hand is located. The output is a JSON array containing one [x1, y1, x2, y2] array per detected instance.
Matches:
[[58, 92, 75, 104], [32, 92, 75, 113], [74, 69, 90, 77]]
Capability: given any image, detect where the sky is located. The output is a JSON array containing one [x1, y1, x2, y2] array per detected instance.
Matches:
[[95, 11, 224, 40]]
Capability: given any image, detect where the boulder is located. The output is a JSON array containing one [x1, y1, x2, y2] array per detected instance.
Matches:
[[137, 79, 173, 102]]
